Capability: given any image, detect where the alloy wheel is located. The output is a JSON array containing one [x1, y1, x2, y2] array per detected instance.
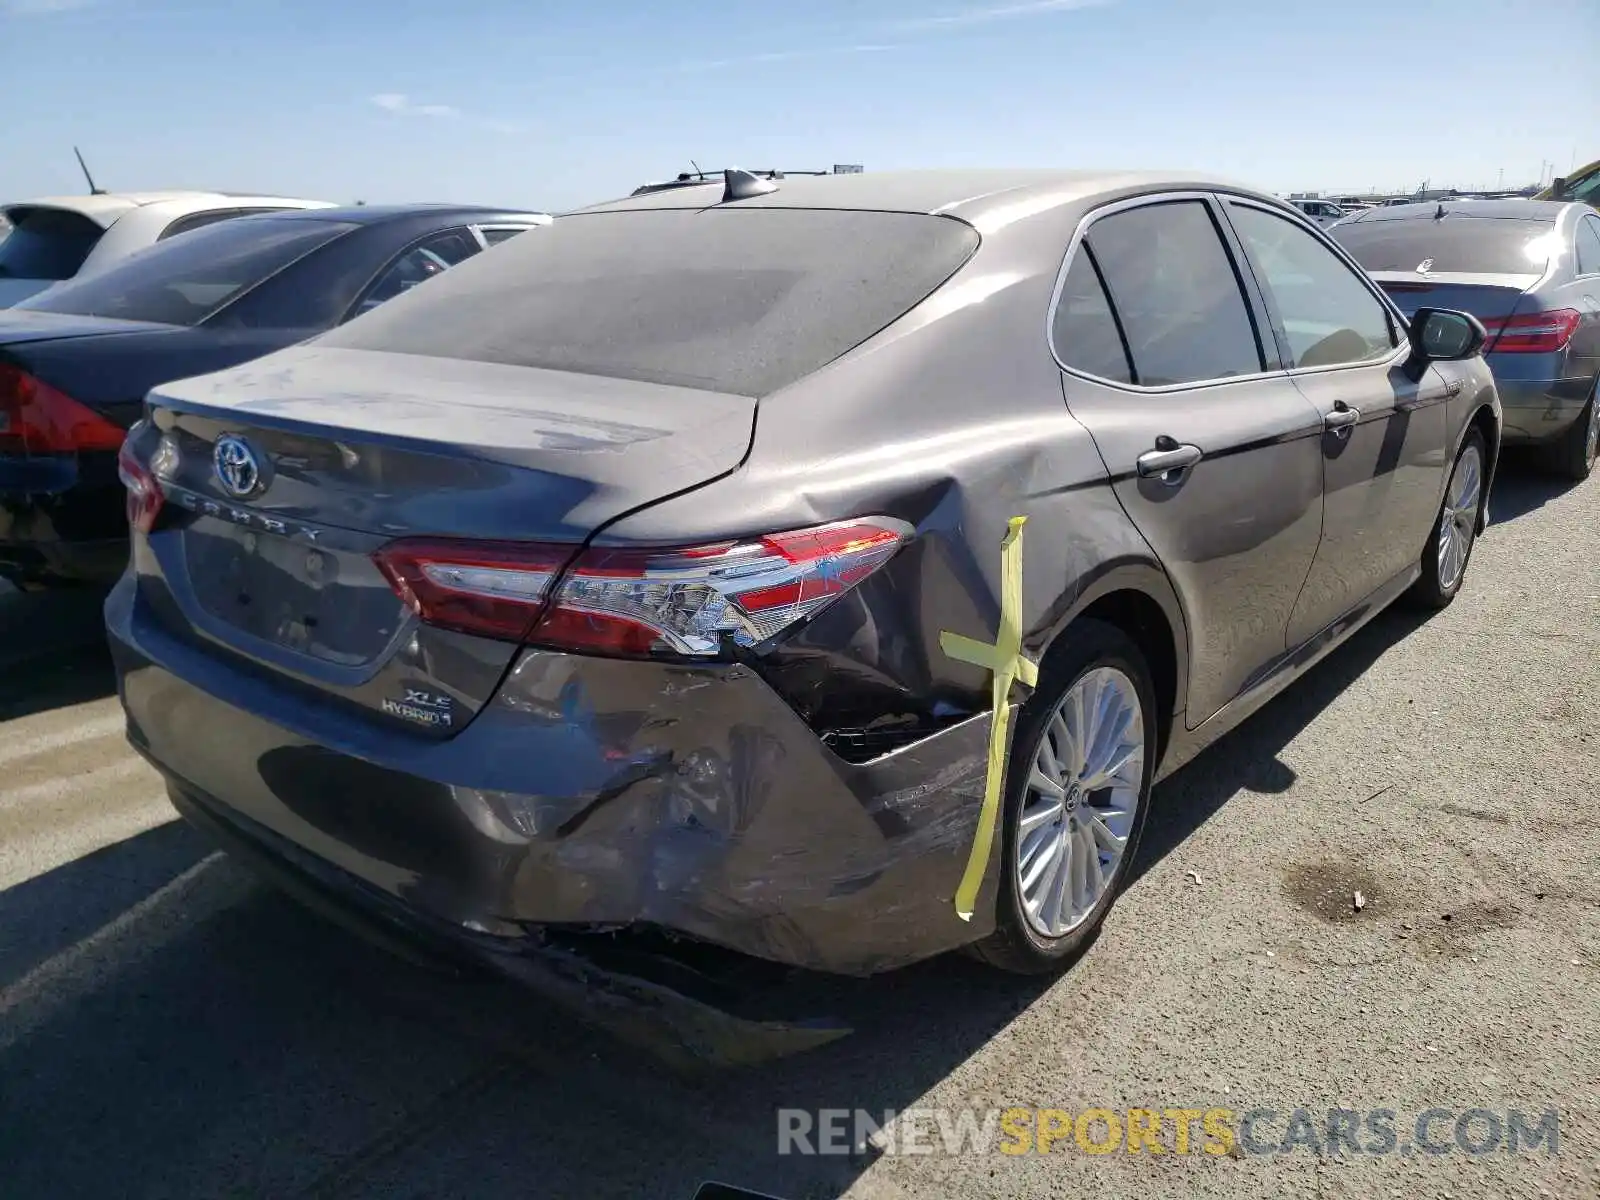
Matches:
[[1015, 666, 1146, 938], [1437, 443, 1482, 592]]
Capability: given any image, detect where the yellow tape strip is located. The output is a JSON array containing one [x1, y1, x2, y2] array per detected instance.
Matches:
[[939, 515, 1036, 921]]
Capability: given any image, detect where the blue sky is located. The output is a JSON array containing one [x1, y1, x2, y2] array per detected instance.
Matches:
[[4, 0, 1596, 211]]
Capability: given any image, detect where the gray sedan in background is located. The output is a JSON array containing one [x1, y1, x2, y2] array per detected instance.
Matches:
[[107, 169, 1498, 1053], [1334, 199, 1600, 478]]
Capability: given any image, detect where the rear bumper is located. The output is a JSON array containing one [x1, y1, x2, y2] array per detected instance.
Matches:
[[106, 574, 999, 979], [0, 451, 127, 586], [160, 777, 854, 1066], [1491, 375, 1593, 444]]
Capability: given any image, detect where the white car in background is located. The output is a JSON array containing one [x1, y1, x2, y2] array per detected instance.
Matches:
[[1289, 198, 1349, 227], [0, 191, 335, 306]]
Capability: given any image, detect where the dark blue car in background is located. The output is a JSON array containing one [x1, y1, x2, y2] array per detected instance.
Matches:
[[0, 204, 547, 588]]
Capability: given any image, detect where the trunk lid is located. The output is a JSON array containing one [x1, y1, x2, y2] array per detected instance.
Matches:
[[138, 345, 756, 732], [0, 308, 179, 345], [1369, 270, 1537, 322]]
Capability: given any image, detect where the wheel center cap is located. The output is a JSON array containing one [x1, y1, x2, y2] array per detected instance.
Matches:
[[1064, 783, 1082, 812]]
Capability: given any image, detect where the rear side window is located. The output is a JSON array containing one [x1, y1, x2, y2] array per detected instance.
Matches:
[[1576, 217, 1600, 276], [479, 226, 530, 246], [16, 217, 357, 327], [1052, 249, 1132, 383], [0, 208, 104, 281], [1083, 200, 1264, 386], [320, 209, 981, 396], [352, 229, 478, 318], [1332, 217, 1557, 275]]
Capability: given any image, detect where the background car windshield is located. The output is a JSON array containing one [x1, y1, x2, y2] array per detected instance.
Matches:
[[1332, 217, 1557, 275], [17, 217, 358, 326], [0, 208, 104, 280], [319, 208, 981, 396]]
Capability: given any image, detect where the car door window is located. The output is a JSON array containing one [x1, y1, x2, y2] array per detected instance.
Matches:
[[1576, 217, 1600, 276], [1228, 203, 1396, 370], [1083, 199, 1265, 386], [354, 229, 477, 316], [1052, 247, 1133, 383]]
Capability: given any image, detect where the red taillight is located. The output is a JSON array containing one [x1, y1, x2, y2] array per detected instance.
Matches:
[[0, 363, 125, 454], [1480, 308, 1581, 353], [372, 518, 910, 656], [372, 538, 573, 643], [116, 437, 164, 533]]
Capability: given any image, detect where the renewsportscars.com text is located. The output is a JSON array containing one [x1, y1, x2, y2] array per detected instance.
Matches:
[[777, 1106, 1561, 1158]]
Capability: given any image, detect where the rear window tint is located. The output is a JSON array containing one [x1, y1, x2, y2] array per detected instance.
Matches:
[[318, 209, 981, 396], [17, 217, 357, 327], [0, 208, 105, 281], [1332, 217, 1556, 275]]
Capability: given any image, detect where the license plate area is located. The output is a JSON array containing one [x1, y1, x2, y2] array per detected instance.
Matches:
[[181, 518, 401, 666]]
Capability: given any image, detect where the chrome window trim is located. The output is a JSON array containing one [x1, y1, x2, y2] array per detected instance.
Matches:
[[1045, 188, 1408, 396]]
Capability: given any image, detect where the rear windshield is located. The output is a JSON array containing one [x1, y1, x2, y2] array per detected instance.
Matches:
[[17, 217, 358, 326], [1332, 217, 1556, 275], [0, 208, 105, 281], [318, 208, 982, 396]]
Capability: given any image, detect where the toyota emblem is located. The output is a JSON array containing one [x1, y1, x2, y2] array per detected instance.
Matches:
[[213, 435, 264, 499]]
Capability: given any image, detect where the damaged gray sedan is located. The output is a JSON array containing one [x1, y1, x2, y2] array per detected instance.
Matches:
[[108, 169, 1499, 1052]]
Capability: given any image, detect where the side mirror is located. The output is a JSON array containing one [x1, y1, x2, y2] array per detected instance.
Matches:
[[1403, 307, 1486, 381], [1549, 176, 1568, 199]]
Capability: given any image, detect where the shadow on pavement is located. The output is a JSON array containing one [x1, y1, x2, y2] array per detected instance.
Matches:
[[1483, 450, 1588, 525], [0, 600, 1442, 1200], [1132, 603, 1430, 885], [0, 585, 116, 720], [0, 818, 212, 990]]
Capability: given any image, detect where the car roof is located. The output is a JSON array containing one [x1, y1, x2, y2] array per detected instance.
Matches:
[[1, 191, 333, 228], [258, 203, 552, 225], [1339, 198, 1571, 224], [572, 168, 1261, 223]]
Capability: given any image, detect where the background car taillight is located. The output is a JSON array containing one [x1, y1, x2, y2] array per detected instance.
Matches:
[[1480, 308, 1581, 353], [116, 436, 164, 533], [373, 518, 910, 657], [0, 362, 126, 455]]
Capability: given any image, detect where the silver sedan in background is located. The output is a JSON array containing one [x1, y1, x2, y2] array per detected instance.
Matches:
[[1333, 199, 1600, 478]]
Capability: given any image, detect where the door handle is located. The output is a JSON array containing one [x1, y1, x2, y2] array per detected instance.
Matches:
[[1324, 403, 1360, 433], [1135, 443, 1203, 480]]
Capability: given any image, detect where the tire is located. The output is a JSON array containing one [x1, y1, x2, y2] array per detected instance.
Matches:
[[970, 618, 1157, 975], [1406, 428, 1487, 610], [1550, 385, 1598, 482]]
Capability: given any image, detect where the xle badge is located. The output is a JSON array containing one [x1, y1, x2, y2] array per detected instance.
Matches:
[[382, 687, 455, 728]]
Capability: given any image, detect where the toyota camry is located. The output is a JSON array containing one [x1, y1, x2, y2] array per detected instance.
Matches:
[[107, 169, 1499, 1050]]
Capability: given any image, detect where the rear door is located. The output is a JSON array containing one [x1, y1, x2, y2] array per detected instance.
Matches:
[[1051, 193, 1327, 727], [1222, 197, 1449, 645]]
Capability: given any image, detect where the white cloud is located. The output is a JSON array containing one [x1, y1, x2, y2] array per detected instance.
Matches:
[[893, 0, 1114, 31], [369, 93, 459, 119]]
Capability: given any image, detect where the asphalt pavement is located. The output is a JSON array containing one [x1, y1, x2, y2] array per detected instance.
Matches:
[[1, 458, 1597, 1199]]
